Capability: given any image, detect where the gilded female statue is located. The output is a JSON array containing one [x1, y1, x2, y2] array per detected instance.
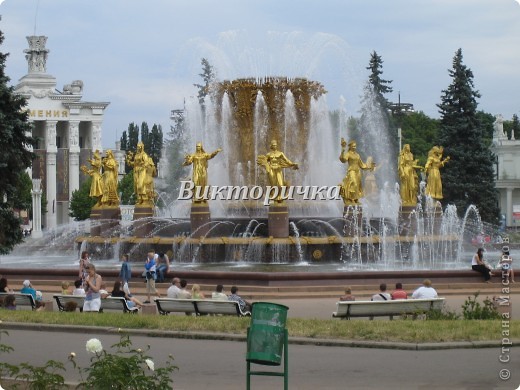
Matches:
[[257, 140, 298, 203], [126, 142, 156, 205], [101, 150, 120, 206], [339, 139, 375, 205], [398, 144, 422, 206], [183, 142, 222, 203], [80, 150, 103, 207], [425, 146, 450, 200]]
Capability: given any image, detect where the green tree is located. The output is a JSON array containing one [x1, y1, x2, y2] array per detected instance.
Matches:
[[149, 124, 163, 167], [118, 171, 135, 205], [165, 110, 188, 196], [399, 111, 440, 165], [141, 121, 150, 152], [437, 49, 499, 224], [358, 51, 395, 183], [0, 28, 36, 253], [120, 131, 128, 152], [366, 50, 393, 107], [68, 177, 96, 221], [193, 58, 216, 105]]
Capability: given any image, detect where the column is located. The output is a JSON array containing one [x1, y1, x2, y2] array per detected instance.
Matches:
[[92, 121, 102, 152], [46, 121, 58, 229], [69, 121, 80, 223], [31, 179, 43, 238], [506, 188, 513, 227]]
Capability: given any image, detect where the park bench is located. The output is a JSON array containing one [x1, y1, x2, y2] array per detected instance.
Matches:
[[195, 299, 251, 317], [100, 297, 139, 314], [155, 298, 251, 317], [0, 292, 36, 310], [53, 294, 85, 312], [54, 295, 138, 313], [332, 298, 445, 320]]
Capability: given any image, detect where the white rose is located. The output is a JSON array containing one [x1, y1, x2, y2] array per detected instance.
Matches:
[[85, 338, 103, 354], [145, 358, 154, 371]]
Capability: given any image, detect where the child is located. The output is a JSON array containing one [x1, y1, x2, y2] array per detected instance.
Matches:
[[4, 294, 16, 310], [61, 281, 71, 295], [72, 279, 85, 296]]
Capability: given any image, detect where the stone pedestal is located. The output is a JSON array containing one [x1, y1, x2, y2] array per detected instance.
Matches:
[[100, 206, 121, 237], [268, 204, 289, 238], [190, 203, 211, 238], [343, 205, 363, 237], [141, 303, 157, 315], [425, 201, 443, 235], [90, 206, 102, 236], [399, 205, 419, 236], [133, 205, 154, 238]]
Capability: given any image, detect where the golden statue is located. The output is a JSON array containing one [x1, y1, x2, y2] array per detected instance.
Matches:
[[126, 142, 157, 205], [101, 150, 120, 206], [81, 149, 104, 207], [398, 144, 423, 206], [183, 142, 222, 203], [339, 139, 375, 205], [363, 156, 379, 197], [257, 140, 298, 203], [425, 146, 450, 200]]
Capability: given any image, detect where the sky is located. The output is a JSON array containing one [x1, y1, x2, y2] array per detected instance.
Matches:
[[1, 0, 519, 149]]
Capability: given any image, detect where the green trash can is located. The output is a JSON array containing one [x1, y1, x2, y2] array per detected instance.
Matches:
[[246, 302, 289, 366]]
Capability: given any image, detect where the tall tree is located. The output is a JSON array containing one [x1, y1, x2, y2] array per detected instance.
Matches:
[[0, 28, 36, 253], [366, 50, 393, 108], [193, 58, 216, 105], [437, 48, 499, 224], [140, 121, 150, 152], [149, 124, 163, 166], [357, 51, 395, 185], [400, 111, 440, 165]]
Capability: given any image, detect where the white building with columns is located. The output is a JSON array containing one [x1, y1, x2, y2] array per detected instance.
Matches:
[[14, 36, 109, 229], [491, 114, 520, 228]]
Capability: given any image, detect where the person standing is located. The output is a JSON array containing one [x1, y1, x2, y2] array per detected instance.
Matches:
[[78, 251, 90, 288], [144, 251, 160, 303], [83, 264, 102, 312], [471, 247, 493, 283], [119, 253, 132, 287], [391, 282, 408, 300]]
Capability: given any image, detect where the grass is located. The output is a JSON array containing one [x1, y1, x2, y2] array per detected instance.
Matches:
[[1, 311, 519, 343]]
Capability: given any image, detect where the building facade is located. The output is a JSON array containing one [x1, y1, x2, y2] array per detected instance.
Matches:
[[14, 36, 109, 229], [491, 114, 520, 228]]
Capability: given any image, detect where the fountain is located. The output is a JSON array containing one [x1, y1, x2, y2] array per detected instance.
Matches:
[[61, 76, 493, 270]]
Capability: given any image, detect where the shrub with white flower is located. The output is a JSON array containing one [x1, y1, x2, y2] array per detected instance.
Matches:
[[145, 358, 155, 371], [79, 333, 177, 389], [85, 338, 103, 354]]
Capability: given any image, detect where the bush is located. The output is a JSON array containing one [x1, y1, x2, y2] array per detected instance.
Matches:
[[461, 293, 501, 320]]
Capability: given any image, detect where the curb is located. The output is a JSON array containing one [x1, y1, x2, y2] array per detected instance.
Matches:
[[2, 322, 517, 351]]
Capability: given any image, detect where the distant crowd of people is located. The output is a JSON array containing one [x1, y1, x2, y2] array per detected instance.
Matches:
[[1, 249, 250, 314]]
